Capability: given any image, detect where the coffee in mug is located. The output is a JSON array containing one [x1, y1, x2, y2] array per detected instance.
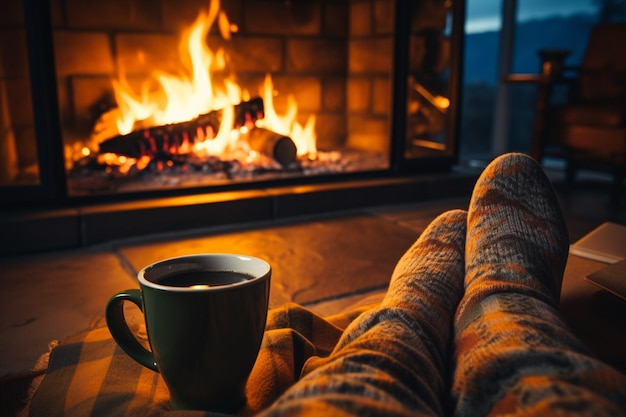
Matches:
[[158, 270, 251, 287], [105, 253, 271, 412]]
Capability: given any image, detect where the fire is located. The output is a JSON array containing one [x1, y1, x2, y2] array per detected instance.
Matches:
[[90, 0, 316, 167], [257, 75, 317, 158]]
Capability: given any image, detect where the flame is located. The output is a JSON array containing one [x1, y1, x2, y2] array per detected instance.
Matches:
[[256, 75, 317, 158], [114, 1, 235, 133], [92, 0, 316, 165]]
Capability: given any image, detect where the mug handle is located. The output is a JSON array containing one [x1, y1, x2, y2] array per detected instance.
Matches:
[[105, 289, 159, 372]]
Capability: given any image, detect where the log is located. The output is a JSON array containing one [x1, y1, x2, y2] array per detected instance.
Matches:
[[98, 97, 264, 158], [246, 127, 297, 166]]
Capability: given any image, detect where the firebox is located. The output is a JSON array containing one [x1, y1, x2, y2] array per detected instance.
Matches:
[[1, 0, 464, 207]]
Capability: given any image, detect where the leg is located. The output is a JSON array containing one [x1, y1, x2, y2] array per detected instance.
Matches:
[[262, 209, 467, 417], [451, 153, 626, 416]]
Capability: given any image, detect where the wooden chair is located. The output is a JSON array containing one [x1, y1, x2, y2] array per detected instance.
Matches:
[[547, 22, 626, 205]]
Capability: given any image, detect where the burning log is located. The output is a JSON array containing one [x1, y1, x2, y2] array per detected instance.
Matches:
[[246, 127, 297, 166], [98, 97, 264, 158]]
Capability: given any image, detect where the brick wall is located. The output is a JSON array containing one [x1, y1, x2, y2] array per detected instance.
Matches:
[[347, 0, 393, 154]]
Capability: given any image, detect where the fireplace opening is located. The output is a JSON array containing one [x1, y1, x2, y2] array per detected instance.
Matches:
[[66, 0, 390, 196], [1, 0, 464, 206]]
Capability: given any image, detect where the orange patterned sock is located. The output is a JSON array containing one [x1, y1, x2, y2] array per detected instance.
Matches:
[[451, 153, 626, 416], [264, 210, 467, 417]]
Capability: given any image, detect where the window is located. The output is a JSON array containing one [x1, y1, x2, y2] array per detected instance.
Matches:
[[459, 0, 622, 163]]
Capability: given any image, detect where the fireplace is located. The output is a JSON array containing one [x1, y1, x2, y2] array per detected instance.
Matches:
[[0, 0, 470, 255], [1, 0, 464, 205]]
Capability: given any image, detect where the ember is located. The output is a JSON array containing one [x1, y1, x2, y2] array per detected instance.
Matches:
[[68, 147, 387, 196]]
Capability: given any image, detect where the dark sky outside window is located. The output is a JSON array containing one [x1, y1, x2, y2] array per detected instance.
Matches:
[[466, 0, 596, 33]]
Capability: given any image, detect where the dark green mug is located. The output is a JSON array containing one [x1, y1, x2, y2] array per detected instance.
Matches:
[[105, 253, 271, 412]]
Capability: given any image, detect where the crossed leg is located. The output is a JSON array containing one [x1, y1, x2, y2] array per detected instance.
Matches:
[[262, 153, 626, 417]]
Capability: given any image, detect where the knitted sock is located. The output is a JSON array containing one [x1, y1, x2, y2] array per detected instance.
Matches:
[[451, 153, 626, 416], [263, 209, 467, 417]]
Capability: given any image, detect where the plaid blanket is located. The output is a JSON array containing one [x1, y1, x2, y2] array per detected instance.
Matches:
[[19, 302, 377, 417]]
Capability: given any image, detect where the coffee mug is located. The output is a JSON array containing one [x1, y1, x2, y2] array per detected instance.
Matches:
[[105, 253, 271, 412]]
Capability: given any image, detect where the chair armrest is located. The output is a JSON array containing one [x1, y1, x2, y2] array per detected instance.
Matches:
[[503, 74, 547, 84]]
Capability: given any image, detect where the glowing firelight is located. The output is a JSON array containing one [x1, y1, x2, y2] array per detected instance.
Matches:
[[92, 0, 316, 164]]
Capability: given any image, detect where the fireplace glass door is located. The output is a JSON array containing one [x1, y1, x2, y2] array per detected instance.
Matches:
[[403, 0, 461, 164]]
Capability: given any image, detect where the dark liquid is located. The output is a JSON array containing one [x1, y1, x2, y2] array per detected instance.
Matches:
[[159, 270, 252, 287]]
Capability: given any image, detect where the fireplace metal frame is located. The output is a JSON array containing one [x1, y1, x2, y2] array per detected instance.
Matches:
[[3, 0, 465, 208]]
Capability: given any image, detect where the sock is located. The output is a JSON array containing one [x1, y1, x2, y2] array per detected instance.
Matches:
[[263, 209, 467, 417], [451, 153, 626, 416], [462, 152, 570, 315], [380, 208, 467, 378]]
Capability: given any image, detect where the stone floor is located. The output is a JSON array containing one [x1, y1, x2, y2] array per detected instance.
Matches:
[[1, 167, 625, 378]]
